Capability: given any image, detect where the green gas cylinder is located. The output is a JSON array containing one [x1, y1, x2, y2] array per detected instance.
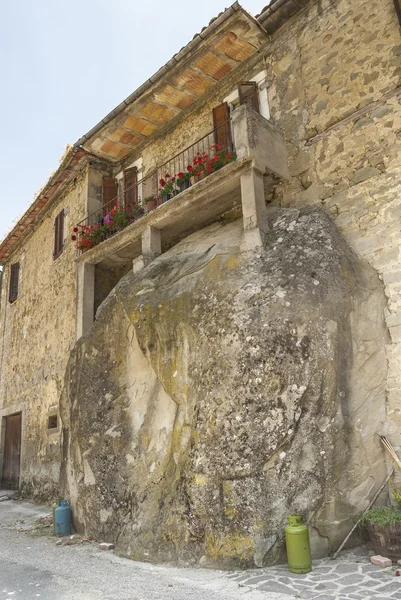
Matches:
[[285, 515, 312, 574]]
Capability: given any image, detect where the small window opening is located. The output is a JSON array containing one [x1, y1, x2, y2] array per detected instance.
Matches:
[[238, 81, 260, 113], [53, 209, 65, 260], [8, 262, 20, 304], [47, 415, 58, 430]]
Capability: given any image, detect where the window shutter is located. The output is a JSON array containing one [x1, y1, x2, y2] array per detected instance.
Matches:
[[238, 81, 260, 113], [102, 176, 118, 214], [124, 168, 138, 215], [53, 210, 65, 259], [212, 103, 231, 149], [8, 262, 20, 303]]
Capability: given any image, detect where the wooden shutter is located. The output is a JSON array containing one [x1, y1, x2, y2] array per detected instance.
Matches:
[[8, 262, 20, 303], [213, 102, 231, 149], [1, 413, 22, 489], [238, 81, 260, 113], [102, 176, 118, 214], [124, 168, 138, 215], [53, 209, 65, 260]]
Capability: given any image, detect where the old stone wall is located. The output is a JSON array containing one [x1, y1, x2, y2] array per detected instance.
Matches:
[[0, 169, 89, 498], [262, 0, 401, 447]]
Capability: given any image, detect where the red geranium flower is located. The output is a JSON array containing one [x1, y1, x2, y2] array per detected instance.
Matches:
[[177, 172, 184, 179], [187, 165, 193, 172], [73, 227, 78, 233], [71, 235, 77, 241], [160, 178, 166, 187]]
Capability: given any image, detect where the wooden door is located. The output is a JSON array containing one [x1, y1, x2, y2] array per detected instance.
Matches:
[[102, 177, 118, 215], [212, 103, 231, 149], [2, 414, 21, 490], [124, 168, 138, 216]]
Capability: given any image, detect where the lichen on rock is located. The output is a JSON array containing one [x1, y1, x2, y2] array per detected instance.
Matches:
[[60, 207, 388, 568]]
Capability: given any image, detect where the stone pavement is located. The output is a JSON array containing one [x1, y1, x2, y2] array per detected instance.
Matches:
[[226, 548, 401, 599], [1, 498, 401, 599]]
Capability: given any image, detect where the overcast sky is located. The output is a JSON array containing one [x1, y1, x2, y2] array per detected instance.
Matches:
[[0, 0, 266, 239]]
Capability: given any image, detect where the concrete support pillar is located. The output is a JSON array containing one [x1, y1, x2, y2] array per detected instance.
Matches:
[[76, 262, 95, 340], [132, 226, 162, 274], [240, 168, 267, 250], [142, 226, 161, 261]]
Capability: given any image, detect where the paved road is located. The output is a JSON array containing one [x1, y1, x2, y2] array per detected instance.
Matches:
[[1, 499, 400, 600], [0, 499, 285, 600]]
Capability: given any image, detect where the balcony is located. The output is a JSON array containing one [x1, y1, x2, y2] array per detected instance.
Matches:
[[75, 104, 290, 339], [74, 121, 236, 256]]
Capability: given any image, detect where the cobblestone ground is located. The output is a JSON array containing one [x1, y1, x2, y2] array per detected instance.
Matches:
[[226, 548, 401, 599]]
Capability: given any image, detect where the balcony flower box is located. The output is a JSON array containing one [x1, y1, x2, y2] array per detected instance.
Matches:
[[176, 172, 191, 193]]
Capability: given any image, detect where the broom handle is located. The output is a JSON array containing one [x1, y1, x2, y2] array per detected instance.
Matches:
[[332, 470, 394, 560]]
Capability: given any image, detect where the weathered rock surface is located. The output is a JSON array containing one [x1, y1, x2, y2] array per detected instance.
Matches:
[[60, 207, 388, 567]]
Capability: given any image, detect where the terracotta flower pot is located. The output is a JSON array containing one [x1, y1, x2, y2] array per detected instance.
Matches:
[[146, 199, 156, 212], [190, 172, 205, 185]]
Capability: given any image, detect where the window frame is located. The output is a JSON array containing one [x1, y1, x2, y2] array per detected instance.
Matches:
[[223, 70, 270, 121], [53, 209, 65, 260], [8, 262, 20, 304]]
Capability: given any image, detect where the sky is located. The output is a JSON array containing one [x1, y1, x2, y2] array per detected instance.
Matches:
[[0, 0, 266, 240]]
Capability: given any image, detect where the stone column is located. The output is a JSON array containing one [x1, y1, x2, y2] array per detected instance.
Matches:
[[133, 226, 161, 274], [76, 262, 95, 340], [240, 168, 267, 250]]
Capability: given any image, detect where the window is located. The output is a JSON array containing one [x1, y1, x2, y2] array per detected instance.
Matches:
[[47, 414, 58, 430], [238, 81, 260, 113], [8, 262, 20, 304], [102, 176, 118, 215], [124, 167, 138, 216], [223, 71, 270, 121], [53, 209, 65, 260], [212, 103, 232, 148]]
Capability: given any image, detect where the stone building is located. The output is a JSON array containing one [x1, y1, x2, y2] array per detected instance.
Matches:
[[0, 0, 400, 566]]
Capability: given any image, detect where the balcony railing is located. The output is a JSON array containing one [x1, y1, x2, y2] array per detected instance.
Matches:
[[73, 122, 235, 254]]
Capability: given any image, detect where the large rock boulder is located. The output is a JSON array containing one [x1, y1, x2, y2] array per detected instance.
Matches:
[[60, 207, 388, 567]]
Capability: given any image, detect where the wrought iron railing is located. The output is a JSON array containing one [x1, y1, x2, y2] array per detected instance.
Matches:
[[73, 121, 235, 254]]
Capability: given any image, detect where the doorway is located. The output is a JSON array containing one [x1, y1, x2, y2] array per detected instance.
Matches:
[[1, 413, 21, 489]]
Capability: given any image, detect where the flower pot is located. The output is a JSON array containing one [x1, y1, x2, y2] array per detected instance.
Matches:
[[367, 522, 401, 561], [161, 193, 173, 203], [146, 199, 156, 212], [190, 173, 205, 185], [157, 197, 163, 206], [178, 180, 190, 193]]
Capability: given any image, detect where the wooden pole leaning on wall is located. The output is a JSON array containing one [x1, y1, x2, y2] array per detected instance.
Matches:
[[332, 435, 401, 560]]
